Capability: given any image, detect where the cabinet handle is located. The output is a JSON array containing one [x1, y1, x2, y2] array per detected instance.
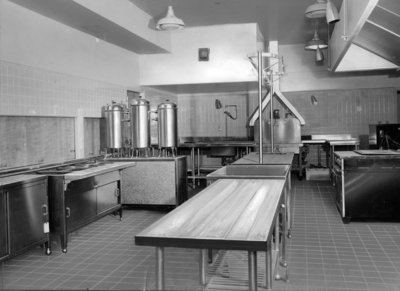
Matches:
[[42, 204, 48, 216], [114, 188, 120, 197], [66, 207, 71, 218]]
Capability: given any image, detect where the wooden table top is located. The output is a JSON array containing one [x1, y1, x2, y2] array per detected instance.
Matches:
[[135, 179, 286, 251]]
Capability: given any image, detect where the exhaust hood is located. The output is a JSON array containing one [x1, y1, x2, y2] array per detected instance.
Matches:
[[329, 0, 400, 72]]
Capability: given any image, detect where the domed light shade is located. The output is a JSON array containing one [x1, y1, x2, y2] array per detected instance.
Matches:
[[156, 6, 185, 30], [305, 0, 327, 19], [315, 47, 324, 62], [305, 0, 340, 24]]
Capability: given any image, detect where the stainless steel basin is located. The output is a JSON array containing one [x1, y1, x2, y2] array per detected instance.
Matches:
[[206, 164, 290, 179]]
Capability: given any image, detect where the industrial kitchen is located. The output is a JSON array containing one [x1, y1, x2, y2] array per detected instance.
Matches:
[[1, 0, 400, 290]]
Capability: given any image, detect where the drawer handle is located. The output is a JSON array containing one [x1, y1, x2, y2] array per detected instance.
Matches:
[[42, 204, 48, 216], [66, 207, 71, 218], [114, 188, 120, 197]]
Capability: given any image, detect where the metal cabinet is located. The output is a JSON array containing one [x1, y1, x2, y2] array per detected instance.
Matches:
[[334, 151, 400, 223], [48, 170, 122, 253], [119, 157, 187, 206], [8, 179, 50, 255], [0, 175, 50, 262]]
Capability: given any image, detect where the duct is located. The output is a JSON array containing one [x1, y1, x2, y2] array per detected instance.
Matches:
[[329, 0, 400, 72]]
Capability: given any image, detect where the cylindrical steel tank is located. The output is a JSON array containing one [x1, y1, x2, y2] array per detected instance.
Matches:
[[158, 102, 178, 148], [130, 98, 150, 149], [105, 103, 124, 149]]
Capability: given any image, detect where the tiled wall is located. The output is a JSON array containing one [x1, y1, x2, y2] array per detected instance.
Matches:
[[178, 87, 398, 139], [178, 87, 398, 167], [284, 88, 398, 136], [0, 60, 128, 167], [0, 60, 127, 117]]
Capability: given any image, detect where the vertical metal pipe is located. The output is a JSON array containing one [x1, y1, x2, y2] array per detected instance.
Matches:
[[257, 51, 263, 164], [270, 72, 274, 153], [156, 247, 165, 290], [191, 148, 195, 188], [199, 249, 207, 285], [248, 251, 258, 291]]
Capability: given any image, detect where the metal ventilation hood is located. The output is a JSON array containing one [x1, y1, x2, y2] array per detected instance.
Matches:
[[329, 0, 400, 72]]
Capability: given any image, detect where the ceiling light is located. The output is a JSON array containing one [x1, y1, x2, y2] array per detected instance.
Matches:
[[305, 0, 340, 24], [305, 26, 328, 50], [156, 6, 185, 31], [315, 47, 324, 62], [326, 0, 340, 23], [305, 0, 327, 19]]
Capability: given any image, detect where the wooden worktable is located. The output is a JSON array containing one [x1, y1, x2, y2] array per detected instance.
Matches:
[[135, 178, 286, 290]]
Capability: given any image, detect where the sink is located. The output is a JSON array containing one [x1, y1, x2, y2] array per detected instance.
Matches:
[[206, 164, 290, 179]]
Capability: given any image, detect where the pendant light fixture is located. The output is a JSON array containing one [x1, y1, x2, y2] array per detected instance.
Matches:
[[305, 22, 328, 62], [326, 0, 340, 23], [156, 6, 185, 31], [305, 0, 340, 24]]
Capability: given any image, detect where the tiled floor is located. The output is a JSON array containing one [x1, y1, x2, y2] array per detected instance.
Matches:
[[1, 176, 400, 290]]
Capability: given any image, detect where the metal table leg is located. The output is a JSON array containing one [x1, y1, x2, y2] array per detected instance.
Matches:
[[287, 173, 292, 238], [281, 201, 287, 268], [248, 251, 257, 291], [200, 249, 208, 285], [156, 247, 165, 290], [265, 240, 273, 290]]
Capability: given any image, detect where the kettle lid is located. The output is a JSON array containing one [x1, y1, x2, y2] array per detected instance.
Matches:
[[130, 98, 149, 106], [158, 101, 177, 109]]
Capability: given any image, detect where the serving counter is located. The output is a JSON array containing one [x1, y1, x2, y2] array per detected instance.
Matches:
[[333, 150, 400, 222], [42, 161, 136, 252]]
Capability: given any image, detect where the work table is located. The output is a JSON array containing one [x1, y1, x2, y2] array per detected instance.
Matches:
[[135, 178, 287, 290], [335, 150, 400, 159]]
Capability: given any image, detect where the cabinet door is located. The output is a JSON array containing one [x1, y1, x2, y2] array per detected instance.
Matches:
[[96, 181, 119, 214], [65, 178, 97, 231], [0, 190, 8, 259], [8, 180, 48, 254]]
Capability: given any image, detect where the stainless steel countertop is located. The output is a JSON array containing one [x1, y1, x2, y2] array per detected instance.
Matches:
[[0, 174, 47, 187], [63, 161, 136, 181]]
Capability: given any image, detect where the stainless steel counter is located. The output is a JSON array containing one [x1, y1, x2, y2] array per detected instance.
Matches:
[[179, 141, 255, 187], [333, 150, 400, 222]]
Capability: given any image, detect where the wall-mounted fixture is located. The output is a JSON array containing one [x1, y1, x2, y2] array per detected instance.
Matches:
[[224, 105, 237, 120], [305, 22, 328, 62], [156, 6, 185, 30], [311, 95, 318, 106], [198, 48, 210, 61], [305, 0, 340, 24], [215, 99, 222, 109]]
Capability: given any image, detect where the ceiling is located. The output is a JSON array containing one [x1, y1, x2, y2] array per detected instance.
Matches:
[[129, 0, 343, 45]]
